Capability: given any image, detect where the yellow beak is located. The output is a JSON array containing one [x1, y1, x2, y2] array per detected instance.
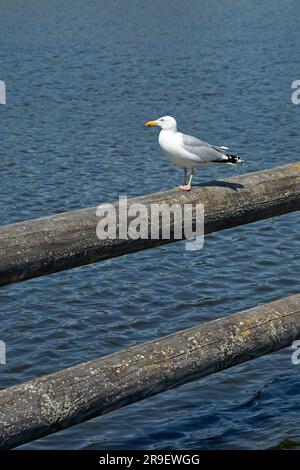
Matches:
[[145, 121, 157, 127]]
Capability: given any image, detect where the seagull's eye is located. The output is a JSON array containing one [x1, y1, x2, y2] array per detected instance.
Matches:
[[161, 119, 164, 122]]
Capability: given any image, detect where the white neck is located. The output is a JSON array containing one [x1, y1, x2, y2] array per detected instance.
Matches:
[[160, 127, 177, 133]]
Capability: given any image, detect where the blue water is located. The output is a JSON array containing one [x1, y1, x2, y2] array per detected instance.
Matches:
[[1, 0, 300, 449]]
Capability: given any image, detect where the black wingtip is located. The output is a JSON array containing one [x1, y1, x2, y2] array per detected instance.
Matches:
[[226, 153, 244, 164]]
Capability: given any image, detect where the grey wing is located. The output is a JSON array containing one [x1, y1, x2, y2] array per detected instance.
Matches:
[[180, 133, 228, 163]]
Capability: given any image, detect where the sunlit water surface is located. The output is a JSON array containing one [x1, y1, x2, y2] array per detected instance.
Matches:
[[1, 0, 300, 450]]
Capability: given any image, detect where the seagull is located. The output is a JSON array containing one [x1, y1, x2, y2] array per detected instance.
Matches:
[[145, 115, 243, 191]]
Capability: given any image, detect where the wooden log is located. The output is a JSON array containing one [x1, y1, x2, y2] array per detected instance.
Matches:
[[0, 293, 300, 450], [1, 162, 300, 287]]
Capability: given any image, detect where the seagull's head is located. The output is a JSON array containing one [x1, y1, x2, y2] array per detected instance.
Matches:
[[145, 115, 177, 131]]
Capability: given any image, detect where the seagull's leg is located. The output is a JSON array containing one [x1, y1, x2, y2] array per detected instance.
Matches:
[[179, 168, 194, 191]]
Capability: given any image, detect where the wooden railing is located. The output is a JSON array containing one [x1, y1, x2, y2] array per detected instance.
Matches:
[[1, 162, 300, 449]]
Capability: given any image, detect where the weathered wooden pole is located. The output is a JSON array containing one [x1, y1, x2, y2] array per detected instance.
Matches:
[[0, 293, 300, 450], [1, 162, 300, 287]]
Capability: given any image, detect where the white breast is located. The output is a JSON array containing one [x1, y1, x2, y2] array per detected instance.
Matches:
[[158, 130, 199, 169]]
